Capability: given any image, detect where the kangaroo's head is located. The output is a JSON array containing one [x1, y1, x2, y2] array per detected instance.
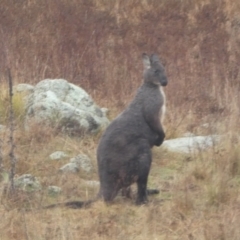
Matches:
[[142, 53, 168, 87]]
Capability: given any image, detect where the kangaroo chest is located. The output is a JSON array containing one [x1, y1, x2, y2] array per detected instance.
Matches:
[[159, 86, 166, 122]]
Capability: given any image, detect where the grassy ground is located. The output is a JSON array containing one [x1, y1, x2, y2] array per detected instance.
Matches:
[[1, 0, 240, 239], [1, 124, 240, 239]]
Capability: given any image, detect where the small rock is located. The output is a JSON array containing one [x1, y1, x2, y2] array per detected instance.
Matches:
[[49, 151, 68, 160], [59, 162, 80, 173], [47, 186, 62, 196], [70, 154, 93, 173], [14, 174, 41, 192]]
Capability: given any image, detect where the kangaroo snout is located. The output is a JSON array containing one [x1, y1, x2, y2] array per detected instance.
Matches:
[[161, 80, 168, 87]]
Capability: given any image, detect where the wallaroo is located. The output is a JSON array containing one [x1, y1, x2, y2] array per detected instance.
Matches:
[[45, 53, 168, 209]]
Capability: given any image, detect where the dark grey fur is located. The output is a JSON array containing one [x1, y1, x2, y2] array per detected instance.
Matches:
[[44, 53, 167, 209], [97, 53, 167, 204]]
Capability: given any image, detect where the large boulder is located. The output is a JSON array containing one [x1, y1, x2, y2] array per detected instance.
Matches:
[[162, 135, 221, 154], [24, 79, 109, 134]]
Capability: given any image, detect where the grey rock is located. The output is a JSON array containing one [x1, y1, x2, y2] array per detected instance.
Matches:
[[59, 154, 93, 174], [14, 174, 41, 192], [59, 162, 80, 173], [162, 135, 221, 154], [47, 185, 62, 196], [49, 151, 68, 160], [70, 154, 93, 173], [24, 79, 109, 134]]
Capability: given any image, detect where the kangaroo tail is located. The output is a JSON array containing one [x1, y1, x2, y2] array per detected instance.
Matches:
[[44, 199, 95, 209], [147, 189, 160, 195]]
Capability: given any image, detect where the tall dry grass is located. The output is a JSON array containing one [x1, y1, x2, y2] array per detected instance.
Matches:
[[0, 0, 240, 239], [1, 0, 239, 114]]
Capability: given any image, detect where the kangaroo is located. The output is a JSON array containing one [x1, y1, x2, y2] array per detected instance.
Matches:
[[45, 53, 167, 209], [97, 53, 167, 205]]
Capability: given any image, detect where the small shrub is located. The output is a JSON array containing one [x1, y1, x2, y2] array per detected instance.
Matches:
[[0, 85, 26, 125]]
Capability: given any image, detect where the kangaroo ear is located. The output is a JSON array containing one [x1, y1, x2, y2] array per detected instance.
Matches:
[[142, 53, 151, 69], [150, 54, 160, 64]]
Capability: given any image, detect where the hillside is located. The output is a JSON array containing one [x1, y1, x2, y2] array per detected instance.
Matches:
[[0, 0, 240, 239]]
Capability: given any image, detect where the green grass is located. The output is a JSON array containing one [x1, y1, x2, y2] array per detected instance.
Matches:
[[0, 86, 26, 125]]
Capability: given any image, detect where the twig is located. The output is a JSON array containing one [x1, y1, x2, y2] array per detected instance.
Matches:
[[8, 68, 17, 194], [0, 136, 2, 171]]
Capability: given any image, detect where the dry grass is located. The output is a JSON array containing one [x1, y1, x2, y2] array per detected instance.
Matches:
[[0, 134, 240, 239], [1, 0, 240, 239]]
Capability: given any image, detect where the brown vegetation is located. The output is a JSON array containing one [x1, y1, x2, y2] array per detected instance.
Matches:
[[1, 0, 240, 239]]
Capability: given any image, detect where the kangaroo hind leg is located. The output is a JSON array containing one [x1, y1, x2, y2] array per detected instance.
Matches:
[[136, 148, 152, 205]]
